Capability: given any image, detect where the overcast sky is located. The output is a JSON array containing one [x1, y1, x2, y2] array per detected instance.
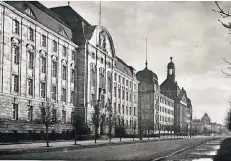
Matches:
[[42, 1, 231, 124]]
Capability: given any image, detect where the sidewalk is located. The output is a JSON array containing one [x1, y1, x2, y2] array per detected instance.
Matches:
[[0, 135, 206, 155]]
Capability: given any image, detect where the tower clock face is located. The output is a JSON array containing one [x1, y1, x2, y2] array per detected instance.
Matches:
[[169, 69, 173, 75]]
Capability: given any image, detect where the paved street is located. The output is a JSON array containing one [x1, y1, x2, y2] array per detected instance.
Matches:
[[162, 137, 226, 161], [1, 137, 213, 160]]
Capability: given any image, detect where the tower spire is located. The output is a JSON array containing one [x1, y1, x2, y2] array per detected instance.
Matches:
[[145, 38, 148, 68], [68, 1, 70, 6], [170, 57, 173, 62], [99, 1, 101, 25]]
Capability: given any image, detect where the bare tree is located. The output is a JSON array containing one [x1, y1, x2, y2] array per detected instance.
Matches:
[[213, 2, 231, 77], [92, 100, 101, 143], [133, 119, 137, 141], [71, 110, 84, 145], [36, 101, 59, 147], [225, 107, 231, 131]]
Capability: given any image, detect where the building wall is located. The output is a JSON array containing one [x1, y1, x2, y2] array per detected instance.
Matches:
[[81, 26, 139, 135], [0, 2, 77, 133]]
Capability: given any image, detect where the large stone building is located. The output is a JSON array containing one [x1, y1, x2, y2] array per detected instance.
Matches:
[[0, 1, 77, 133], [51, 5, 139, 135], [0, 1, 139, 136], [160, 57, 192, 134], [136, 61, 174, 136], [192, 113, 222, 135]]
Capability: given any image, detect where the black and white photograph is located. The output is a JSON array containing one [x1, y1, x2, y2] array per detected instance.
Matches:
[[0, 1, 231, 161]]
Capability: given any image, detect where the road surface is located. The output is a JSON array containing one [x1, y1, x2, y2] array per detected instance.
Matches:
[[1, 137, 214, 160]]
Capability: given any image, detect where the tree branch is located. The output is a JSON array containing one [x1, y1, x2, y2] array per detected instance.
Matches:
[[213, 1, 231, 17]]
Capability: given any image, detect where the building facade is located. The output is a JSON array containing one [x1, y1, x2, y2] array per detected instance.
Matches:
[[0, 1, 78, 133], [192, 113, 222, 135], [136, 62, 174, 136], [51, 5, 139, 135], [160, 57, 193, 134]]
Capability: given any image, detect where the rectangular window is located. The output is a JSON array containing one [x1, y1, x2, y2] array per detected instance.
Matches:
[[28, 106, 33, 121], [118, 88, 121, 98], [13, 46, 19, 64], [41, 34, 46, 47], [53, 40, 57, 52], [52, 61, 57, 77], [41, 57, 46, 73], [134, 107, 136, 116], [122, 78, 125, 85], [71, 91, 74, 104], [52, 85, 56, 100], [40, 82, 46, 98], [71, 69, 74, 83], [72, 50, 75, 60], [114, 87, 117, 97], [126, 106, 128, 115], [28, 27, 34, 41], [13, 75, 19, 92], [118, 104, 121, 113], [126, 92, 128, 101], [114, 73, 117, 81], [28, 52, 33, 69], [122, 90, 125, 99], [118, 75, 121, 83], [61, 88, 66, 102], [27, 79, 33, 95], [126, 80, 128, 86], [130, 93, 132, 102], [122, 105, 124, 114], [62, 110, 66, 123], [12, 103, 18, 120], [62, 45, 67, 57], [114, 103, 116, 113], [62, 66, 67, 80], [130, 107, 132, 115], [13, 19, 19, 34], [130, 82, 132, 88]]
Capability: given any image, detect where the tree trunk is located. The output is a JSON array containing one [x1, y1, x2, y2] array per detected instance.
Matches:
[[74, 128, 77, 145], [133, 128, 135, 141], [120, 128, 121, 142], [148, 129, 149, 140], [46, 125, 49, 147], [95, 126, 97, 143]]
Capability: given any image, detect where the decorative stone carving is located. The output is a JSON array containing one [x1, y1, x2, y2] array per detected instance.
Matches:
[[26, 44, 35, 53], [107, 71, 112, 79], [39, 49, 47, 57], [51, 55, 57, 61], [11, 37, 20, 46], [61, 59, 68, 66], [70, 63, 75, 70], [90, 63, 96, 71]]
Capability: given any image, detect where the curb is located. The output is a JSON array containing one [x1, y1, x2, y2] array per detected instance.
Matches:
[[0, 137, 184, 156], [152, 138, 217, 161]]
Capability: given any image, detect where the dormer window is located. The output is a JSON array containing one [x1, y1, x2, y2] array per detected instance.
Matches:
[[25, 8, 33, 15], [60, 30, 65, 35]]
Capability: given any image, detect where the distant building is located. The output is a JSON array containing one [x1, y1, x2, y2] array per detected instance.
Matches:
[[160, 57, 192, 134], [192, 113, 222, 135], [136, 60, 174, 136]]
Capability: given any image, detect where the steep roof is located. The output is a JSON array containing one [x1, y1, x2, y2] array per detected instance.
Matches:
[[5, 1, 73, 40], [136, 67, 158, 85], [115, 56, 133, 77]]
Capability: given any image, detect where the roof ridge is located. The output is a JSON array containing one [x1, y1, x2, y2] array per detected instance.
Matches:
[[28, 1, 71, 30], [50, 5, 91, 26]]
